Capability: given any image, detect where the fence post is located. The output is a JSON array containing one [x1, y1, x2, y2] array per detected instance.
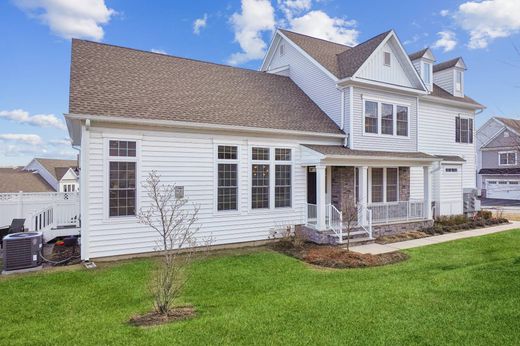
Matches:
[[17, 191, 23, 218]]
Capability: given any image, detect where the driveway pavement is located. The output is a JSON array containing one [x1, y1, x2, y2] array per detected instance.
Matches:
[[349, 221, 520, 254]]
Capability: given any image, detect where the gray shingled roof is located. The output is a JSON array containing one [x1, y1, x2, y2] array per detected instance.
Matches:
[[303, 145, 437, 159], [433, 57, 463, 72], [69, 39, 343, 135], [35, 158, 77, 180], [0, 167, 54, 193], [408, 48, 429, 61], [496, 117, 520, 135], [430, 84, 483, 107]]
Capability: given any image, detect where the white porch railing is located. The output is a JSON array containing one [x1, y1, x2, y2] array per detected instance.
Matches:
[[326, 204, 343, 243], [367, 200, 425, 224], [356, 204, 373, 239]]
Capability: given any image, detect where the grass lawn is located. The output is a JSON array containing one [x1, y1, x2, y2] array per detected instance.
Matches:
[[1, 230, 520, 345]]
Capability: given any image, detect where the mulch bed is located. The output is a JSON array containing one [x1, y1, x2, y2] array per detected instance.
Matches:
[[129, 307, 196, 327], [376, 231, 430, 244], [274, 243, 409, 269], [47, 244, 81, 266]]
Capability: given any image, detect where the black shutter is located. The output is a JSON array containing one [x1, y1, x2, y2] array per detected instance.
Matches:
[[455, 116, 461, 143], [469, 118, 473, 143]]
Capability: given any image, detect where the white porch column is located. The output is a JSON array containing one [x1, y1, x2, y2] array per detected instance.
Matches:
[[359, 166, 368, 225], [316, 165, 327, 230], [423, 165, 432, 219]]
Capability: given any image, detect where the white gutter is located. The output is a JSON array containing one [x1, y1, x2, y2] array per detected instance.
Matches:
[[422, 95, 485, 110], [337, 77, 428, 96], [65, 113, 346, 139], [325, 154, 440, 163]]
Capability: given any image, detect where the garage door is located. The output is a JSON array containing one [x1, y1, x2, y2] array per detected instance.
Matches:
[[486, 180, 520, 200]]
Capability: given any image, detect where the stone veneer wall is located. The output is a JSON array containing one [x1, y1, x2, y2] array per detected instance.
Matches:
[[399, 167, 410, 201], [372, 220, 433, 238], [331, 166, 356, 215]]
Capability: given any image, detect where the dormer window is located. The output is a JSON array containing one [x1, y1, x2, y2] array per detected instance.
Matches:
[[384, 51, 391, 66], [422, 62, 432, 84], [455, 70, 463, 92]]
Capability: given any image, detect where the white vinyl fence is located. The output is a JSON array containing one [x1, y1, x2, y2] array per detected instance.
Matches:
[[0, 192, 79, 229]]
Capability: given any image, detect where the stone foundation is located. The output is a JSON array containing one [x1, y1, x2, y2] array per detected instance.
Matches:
[[298, 226, 341, 245], [372, 219, 434, 238]]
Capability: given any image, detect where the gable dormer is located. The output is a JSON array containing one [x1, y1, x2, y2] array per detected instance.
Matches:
[[409, 48, 435, 92], [433, 57, 466, 97]]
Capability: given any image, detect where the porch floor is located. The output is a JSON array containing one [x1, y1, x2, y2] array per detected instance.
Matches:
[[349, 221, 520, 254]]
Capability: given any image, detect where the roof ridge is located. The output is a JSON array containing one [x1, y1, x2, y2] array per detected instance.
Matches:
[[72, 38, 290, 79], [278, 28, 352, 49]]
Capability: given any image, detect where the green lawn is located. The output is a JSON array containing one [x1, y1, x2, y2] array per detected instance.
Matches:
[[1, 231, 520, 345]]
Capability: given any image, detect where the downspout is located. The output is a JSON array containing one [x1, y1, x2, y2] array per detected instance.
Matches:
[[80, 119, 90, 261], [340, 88, 347, 147], [416, 97, 420, 152]]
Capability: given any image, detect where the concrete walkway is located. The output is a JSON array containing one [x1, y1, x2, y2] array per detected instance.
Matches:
[[349, 221, 520, 254]]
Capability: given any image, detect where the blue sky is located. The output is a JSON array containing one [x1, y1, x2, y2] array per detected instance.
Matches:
[[1, 0, 519, 166]]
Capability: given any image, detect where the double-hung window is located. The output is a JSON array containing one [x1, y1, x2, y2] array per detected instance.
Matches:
[[364, 101, 378, 134], [217, 145, 238, 211], [396, 106, 408, 136], [108, 140, 137, 217], [499, 152, 516, 166], [370, 167, 399, 203], [455, 116, 473, 143], [251, 147, 270, 209], [381, 103, 394, 135], [455, 71, 462, 92], [275, 148, 292, 208], [422, 62, 432, 84]]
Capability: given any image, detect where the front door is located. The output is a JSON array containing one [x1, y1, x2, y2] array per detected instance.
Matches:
[[307, 167, 316, 204]]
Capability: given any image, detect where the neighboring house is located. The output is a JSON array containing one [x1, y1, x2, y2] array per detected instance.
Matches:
[[65, 29, 484, 260], [24, 158, 79, 192], [477, 117, 520, 200], [0, 167, 54, 193]]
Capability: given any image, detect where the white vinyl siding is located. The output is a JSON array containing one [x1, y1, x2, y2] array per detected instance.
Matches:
[[266, 37, 342, 127], [353, 87, 417, 151], [82, 127, 339, 259], [356, 40, 418, 88], [433, 68, 453, 94]]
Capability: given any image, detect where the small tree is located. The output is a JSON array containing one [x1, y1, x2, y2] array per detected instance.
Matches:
[[343, 205, 359, 251], [138, 171, 209, 315]]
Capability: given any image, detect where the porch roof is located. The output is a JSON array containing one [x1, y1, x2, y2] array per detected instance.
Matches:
[[435, 155, 465, 163], [302, 145, 438, 161]]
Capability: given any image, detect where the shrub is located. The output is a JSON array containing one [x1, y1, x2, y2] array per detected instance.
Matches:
[[477, 210, 492, 220]]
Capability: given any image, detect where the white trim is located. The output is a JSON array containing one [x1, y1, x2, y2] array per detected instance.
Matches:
[[498, 151, 517, 166], [266, 65, 290, 74], [349, 86, 354, 148], [421, 95, 484, 110], [65, 113, 345, 140], [80, 123, 89, 260], [340, 89, 345, 130], [338, 77, 428, 95]]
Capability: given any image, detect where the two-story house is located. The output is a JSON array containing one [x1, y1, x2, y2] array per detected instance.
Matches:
[[65, 29, 484, 260], [477, 117, 520, 200]]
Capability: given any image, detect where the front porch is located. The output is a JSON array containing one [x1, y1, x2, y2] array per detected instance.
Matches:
[[301, 145, 438, 244]]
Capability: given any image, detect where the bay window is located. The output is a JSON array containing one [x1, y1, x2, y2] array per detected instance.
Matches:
[[396, 106, 408, 136], [364, 101, 378, 134], [381, 103, 393, 135]]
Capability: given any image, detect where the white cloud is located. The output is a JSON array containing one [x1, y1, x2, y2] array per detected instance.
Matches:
[[454, 0, 520, 49], [432, 30, 458, 52], [403, 32, 429, 45], [0, 134, 43, 145], [278, 0, 312, 19], [193, 13, 208, 34], [0, 109, 66, 130], [49, 138, 72, 146], [151, 49, 167, 54], [288, 10, 359, 46], [439, 9, 450, 17], [14, 0, 116, 41], [228, 0, 276, 65]]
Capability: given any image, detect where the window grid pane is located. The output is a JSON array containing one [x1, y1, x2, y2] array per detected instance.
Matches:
[[109, 161, 136, 217], [252, 147, 270, 161], [252, 164, 269, 209], [275, 148, 291, 161], [365, 101, 378, 134], [382, 103, 393, 135], [371, 168, 384, 203], [396, 106, 408, 136], [218, 163, 237, 210], [386, 168, 398, 202], [218, 145, 237, 160], [109, 140, 136, 157], [275, 165, 291, 208]]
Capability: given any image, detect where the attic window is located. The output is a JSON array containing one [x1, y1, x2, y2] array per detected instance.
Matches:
[[384, 52, 391, 66], [455, 70, 463, 92], [422, 62, 432, 84], [279, 43, 285, 56]]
